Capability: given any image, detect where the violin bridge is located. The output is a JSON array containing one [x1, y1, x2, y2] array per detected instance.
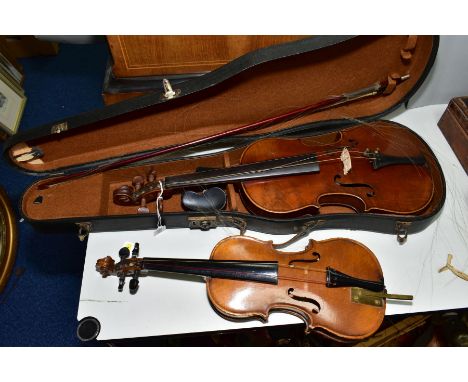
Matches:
[[351, 287, 413, 307]]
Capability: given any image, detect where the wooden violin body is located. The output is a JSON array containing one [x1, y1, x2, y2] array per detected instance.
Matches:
[[114, 124, 434, 217], [207, 236, 386, 340], [240, 125, 433, 216]]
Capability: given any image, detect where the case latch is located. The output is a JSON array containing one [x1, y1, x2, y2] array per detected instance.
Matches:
[[161, 79, 181, 100], [51, 122, 68, 134], [395, 221, 411, 244], [188, 216, 246, 234], [76, 222, 92, 241]]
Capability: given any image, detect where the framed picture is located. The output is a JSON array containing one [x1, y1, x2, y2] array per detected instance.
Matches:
[[0, 69, 26, 135], [0, 52, 23, 85]]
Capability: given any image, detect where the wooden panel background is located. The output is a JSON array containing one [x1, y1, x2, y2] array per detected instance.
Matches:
[[107, 35, 306, 77]]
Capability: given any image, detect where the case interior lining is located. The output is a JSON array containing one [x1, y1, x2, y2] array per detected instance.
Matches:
[[12, 36, 435, 173], [22, 121, 445, 223]]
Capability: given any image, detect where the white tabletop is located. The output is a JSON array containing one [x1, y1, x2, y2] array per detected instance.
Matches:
[[78, 104, 468, 340]]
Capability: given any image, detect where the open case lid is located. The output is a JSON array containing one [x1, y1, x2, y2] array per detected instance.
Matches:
[[4, 35, 438, 175]]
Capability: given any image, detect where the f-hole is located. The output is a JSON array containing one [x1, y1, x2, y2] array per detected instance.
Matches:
[[347, 138, 358, 149], [289, 251, 320, 267], [288, 288, 320, 314], [334, 174, 375, 197]]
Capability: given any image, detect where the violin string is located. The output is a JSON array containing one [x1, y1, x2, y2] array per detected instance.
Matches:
[[277, 264, 327, 273], [338, 115, 430, 179], [277, 275, 327, 285], [135, 150, 370, 195]]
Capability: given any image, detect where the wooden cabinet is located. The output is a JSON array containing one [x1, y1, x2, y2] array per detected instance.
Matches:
[[107, 35, 306, 77]]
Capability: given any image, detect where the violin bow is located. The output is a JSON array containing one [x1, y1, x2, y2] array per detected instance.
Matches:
[[38, 74, 409, 190]]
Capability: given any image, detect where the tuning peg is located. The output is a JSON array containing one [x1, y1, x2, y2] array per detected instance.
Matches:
[[137, 197, 150, 214], [118, 276, 126, 292], [148, 170, 157, 182], [129, 242, 141, 294], [132, 175, 145, 191], [129, 278, 139, 294], [118, 247, 130, 292], [119, 246, 130, 260], [131, 242, 140, 258]]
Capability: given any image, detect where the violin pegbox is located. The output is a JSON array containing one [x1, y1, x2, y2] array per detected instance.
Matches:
[[147, 170, 157, 183], [132, 175, 149, 214], [113, 169, 159, 212], [95, 243, 143, 293], [137, 170, 158, 214]]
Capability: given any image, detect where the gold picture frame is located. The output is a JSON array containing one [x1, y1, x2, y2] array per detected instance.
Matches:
[[0, 68, 26, 136], [0, 186, 17, 293], [0, 51, 23, 85]]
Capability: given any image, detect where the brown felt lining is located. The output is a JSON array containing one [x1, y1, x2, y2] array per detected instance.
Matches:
[[12, 36, 434, 173], [22, 121, 445, 222]]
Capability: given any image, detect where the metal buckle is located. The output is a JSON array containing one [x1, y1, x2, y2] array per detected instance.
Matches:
[[187, 215, 247, 234], [51, 122, 68, 134], [396, 221, 411, 244], [161, 79, 181, 100]]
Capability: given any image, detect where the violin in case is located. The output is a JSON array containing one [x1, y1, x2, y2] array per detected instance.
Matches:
[[3, 36, 446, 243]]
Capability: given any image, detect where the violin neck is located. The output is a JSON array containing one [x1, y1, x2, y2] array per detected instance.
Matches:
[[134, 153, 320, 198], [141, 258, 279, 284], [163, 153, 320, 190]]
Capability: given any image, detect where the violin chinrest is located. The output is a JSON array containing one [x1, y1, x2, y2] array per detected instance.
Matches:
[[182, 187, 227, 212]]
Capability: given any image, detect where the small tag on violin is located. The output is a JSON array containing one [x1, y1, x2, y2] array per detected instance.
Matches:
[[153, 225, 166, 236], [153, 180, 166, 236], [340, 147, 352, 175]]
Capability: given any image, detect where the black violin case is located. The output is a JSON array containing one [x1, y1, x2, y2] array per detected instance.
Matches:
[[3, 36, 445, 243]]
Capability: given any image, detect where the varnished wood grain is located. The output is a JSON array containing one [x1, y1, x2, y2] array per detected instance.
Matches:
[[240, 124, 434, 216], [107, 36, 306, 77], [207, 236, 385, 340]]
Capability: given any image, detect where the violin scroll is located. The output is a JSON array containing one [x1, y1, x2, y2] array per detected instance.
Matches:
[[96, 256, 115, 277], [113, 185, 135, 205], [113, 169, 160, 209], [96, 244, 144, 293]]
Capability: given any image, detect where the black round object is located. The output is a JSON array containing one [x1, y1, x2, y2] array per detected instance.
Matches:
[[119, 247, 130, 259], [77, 317, 101, 341], [182, 187, 227, 212]]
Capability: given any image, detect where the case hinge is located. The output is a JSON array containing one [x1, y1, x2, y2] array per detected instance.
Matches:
[[76, 222, 92, 241], [188, 216, 246, 235], [395, 221, 411, 244]]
